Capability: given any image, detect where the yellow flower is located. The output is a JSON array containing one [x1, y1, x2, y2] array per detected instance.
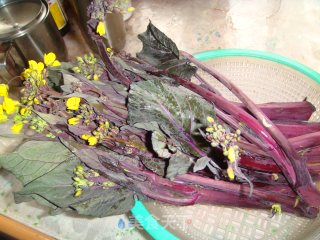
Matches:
[[271, 204, 282, 215], [206, 127, 214, 133], [227, 167, 235, 180], [74, 189, 82, 197], [106, 48, 112, 53], [81, 134, 91, 140], [20, 107, 31, 116], [2, 97, 19, 115], [93, 74, 99, 81], [41, 79, 47, 86], [44, 52, 61, 67], [0, 106, 8, 123], [105, 121, 109, 130], [76, 56, 84, 63], [0, 84, 9, 97], [72, 67, 81, 73], [23, 60, 44, 83], [33, 98, 40, 104], [207, 116, 215, 123], [74, 165, 84, 174], [227, 147, 236, 163], [88, 136, 98, 146], [0, 113, 8, 123], [66, 97, 81, 111], [37, 62, 45, 72], [127, 7, 135, 12], [28, 60, 38, 70], [103, 181, 115, 187], [68, 117, 80, 125], [11, 122, 24, 134], [96, 21, 106, 36], [21, 68, 32, 79], [28, 60, 44, 72]]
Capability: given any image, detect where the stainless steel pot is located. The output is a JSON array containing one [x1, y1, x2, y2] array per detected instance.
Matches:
[[0, 0, 68, 83]]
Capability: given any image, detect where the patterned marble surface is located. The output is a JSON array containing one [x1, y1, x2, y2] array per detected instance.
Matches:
[[123, 0, 320, 72], [1, 0, 320, 239], [66, 0, 320, 72]]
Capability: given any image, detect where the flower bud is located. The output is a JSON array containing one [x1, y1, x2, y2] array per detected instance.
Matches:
[[227, 167, 235, 180], [206, 127, 214, 133], [68, 117, 80, 125], [227, 147, 236, 163], [88, 136, 98, 146], [207, 116, 214, 123]]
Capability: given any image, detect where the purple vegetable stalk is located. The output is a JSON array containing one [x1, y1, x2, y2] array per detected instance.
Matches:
[[239, 153, 320, 175], [290, 132, 320, 150], [180, 51, 320, 207], [169, 74, 297, 185], [274, 121, 320, 138], [96, 40, 132, 87], [119, 51, 303, 192], [62, 138, 318, 218], [65, 29, 320, 215], [235, 101, 316, 121]]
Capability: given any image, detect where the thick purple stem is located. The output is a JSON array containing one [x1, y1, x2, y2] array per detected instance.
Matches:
[[194, 73, 222, 96], [176, 174, 317, 218], [96, 40, 132, 87], [235, 101, 316, 121], [169, 74, 297, 186], [181, 51, 320, 207], [290, 132, 320, 150], [275, 121, 320, 138]]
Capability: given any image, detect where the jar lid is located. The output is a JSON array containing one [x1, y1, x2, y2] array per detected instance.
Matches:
[[0, 0, 48, 42]]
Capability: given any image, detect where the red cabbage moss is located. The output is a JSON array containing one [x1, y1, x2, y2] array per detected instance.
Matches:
[[1, 6, 319, 219]]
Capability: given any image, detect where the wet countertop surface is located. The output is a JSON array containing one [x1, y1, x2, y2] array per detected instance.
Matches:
[[1, 0, 320, 240]]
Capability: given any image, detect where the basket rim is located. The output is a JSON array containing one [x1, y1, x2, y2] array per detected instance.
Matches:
[[193, 49, 320, 85], [130, 49, 320, 240]]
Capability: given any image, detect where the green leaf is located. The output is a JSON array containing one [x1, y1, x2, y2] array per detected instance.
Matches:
[[151, 131, 172, 158], [63, 73, 80, 84], [166, 151, 193, 179], [61, 74, 80, 93], [193, 156, 210, 172], [15, 156, 135, 217], [134, 121, 160, 132], [60, 62, 75, 70], [114, 56, 162, 82], [70, 187, 135, 217], [0, 141, 73, 185], [140, 157, 166, 177], [47, 69, 63, 91], [137, 22, 197, 79], [128, 79, 215, 156], [14, 158, 80, 209]]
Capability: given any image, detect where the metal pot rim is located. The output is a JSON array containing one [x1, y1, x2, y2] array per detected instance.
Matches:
[[0, 0, 49, 42]]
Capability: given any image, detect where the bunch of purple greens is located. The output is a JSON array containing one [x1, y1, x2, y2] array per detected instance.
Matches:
[[0, 0, 320, 219]]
